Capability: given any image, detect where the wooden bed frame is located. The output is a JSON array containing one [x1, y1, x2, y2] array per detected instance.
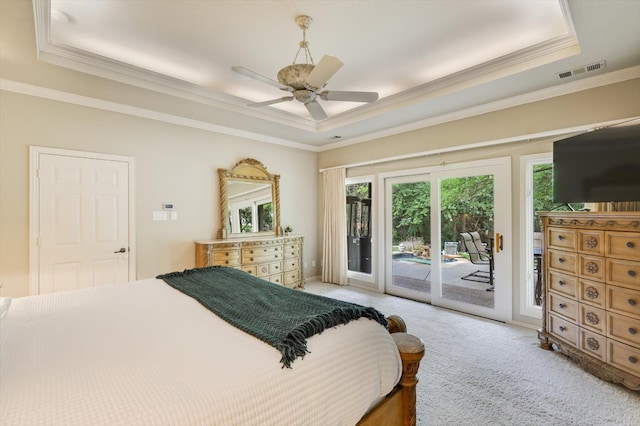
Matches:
[[358, 315, 425, 426]]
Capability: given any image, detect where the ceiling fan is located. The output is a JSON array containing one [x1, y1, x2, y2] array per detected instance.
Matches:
[[232, 15, 379, 121]]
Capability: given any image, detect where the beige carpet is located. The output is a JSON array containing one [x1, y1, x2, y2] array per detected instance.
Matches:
[[305, 280, 640, 426]]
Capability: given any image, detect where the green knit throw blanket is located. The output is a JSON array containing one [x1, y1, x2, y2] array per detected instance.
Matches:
[[157, 266, 387, 368]]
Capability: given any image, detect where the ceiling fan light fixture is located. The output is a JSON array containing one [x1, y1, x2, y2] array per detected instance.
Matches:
[[277, 64, 314, 90], [234, 14, 378, 121], [276, 15, 317, 89]]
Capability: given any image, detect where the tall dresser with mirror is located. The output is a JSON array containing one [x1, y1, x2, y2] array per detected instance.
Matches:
[[538, 211, 640, 390], [195, 158, 304, 289]]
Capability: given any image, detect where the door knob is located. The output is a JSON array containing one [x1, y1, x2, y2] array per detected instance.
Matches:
[[114, 248, 127, 253]]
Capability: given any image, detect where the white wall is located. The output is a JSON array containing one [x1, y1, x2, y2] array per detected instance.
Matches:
[[0, 91, 319, 297], [0, 0, 321, 298]]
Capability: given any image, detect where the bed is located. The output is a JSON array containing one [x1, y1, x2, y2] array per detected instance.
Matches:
[[0, 267, 424, 426]]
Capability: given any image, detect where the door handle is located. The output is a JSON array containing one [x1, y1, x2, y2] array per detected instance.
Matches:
[[114, 247, 127, 253], [495, 233, 503, 253]]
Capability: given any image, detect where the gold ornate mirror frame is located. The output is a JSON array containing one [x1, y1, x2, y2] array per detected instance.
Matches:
[[218, 158, 280, 238]]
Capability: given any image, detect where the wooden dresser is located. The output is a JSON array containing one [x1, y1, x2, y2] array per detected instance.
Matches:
[[538, 212, 640, 390], [195, 236, 304, 289]]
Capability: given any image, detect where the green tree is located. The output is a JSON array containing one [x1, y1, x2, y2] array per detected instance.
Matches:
[[533, 164, 584, 231], [391, 182, 431, 246]]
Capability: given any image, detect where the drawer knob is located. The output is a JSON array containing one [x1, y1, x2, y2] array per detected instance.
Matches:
[[629, 299, 637, 306], [558, 280, 566, 286], [629, 356, 638, 364], [559, 326, 566, 332], [558, 235, 565, 240], [628, 270, 637, 277], [627, 241, 635, 248], [629, 328, 637, 335], [558, 258, 565, 263], [559, 303, 566, 309]]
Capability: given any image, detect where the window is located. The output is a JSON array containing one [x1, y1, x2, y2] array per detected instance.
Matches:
[[346, 178, 373, 277]]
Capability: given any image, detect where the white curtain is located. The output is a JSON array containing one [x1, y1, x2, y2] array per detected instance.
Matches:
[[321, 168, 348, 285]]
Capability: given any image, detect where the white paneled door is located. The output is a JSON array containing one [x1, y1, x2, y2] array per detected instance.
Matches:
[[32, 149, 134, 294]]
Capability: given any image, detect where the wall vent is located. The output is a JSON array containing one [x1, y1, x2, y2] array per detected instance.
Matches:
[[558, 61, 606, 79]]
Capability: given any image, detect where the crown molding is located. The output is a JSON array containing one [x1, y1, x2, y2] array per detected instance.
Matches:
[[320, 66, 640, 151], [0, 79, 319, 151]]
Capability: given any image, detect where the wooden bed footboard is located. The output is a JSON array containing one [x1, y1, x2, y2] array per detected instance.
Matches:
[[357, 315, 425, 426]]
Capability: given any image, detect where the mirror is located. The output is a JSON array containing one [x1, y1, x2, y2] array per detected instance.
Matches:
[[219, 158, 280, 238]]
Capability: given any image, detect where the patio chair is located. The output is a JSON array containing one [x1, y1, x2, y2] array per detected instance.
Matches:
[[459, 232, 494, 291]]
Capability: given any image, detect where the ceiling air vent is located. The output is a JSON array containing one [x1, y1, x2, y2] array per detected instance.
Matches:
[[558, 61, 606, 79]]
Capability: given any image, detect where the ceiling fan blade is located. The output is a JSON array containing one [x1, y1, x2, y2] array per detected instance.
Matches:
[[247, 96, 294, 107], [319, 91, 379, 103], [305, 55, 343, 89], [231, 66, 290, 91], [305, 101, 328, 121]]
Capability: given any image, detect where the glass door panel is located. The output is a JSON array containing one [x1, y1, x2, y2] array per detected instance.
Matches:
[[438, 175, 495, 309], [430, 161, 511, 321], [386, 175, 432, 302]]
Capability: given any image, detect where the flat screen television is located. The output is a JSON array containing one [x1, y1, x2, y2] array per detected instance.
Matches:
[[553, 118, 640, 204]]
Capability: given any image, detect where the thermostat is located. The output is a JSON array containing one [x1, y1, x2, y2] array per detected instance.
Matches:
[[163, 202, 175, 210]]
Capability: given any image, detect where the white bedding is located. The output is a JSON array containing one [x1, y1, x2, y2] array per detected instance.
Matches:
[[0, 279, 401, 426]]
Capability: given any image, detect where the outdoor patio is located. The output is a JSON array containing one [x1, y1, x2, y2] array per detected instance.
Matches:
[[392, 255, 495, 308]]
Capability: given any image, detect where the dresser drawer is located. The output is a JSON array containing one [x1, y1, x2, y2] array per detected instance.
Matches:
[[580, 328, 606, 361], [283, 257, 300, 272], [212, 250, 240, 265], [579, 279, 606, 308], [549, 314, 579, 346], [269, 261, 283, 275], [578, 230, 604, 256], [548, 249, 578, 275], [284, 241, 301, 252], [547, 227, 577, 251], [606, 311, 640, 348], [548, 293, 578, 322], [213, 258, 240, 267], [212, 249, 240, 261], [579, 254, 605, 281], [242, 265, 258, 276], [268, 273, 284, 285], [608, 339, 640, 377], [607, 285, 640, 318], [242, 246, 282, 261], [548, 271, 578, 298], [284, 269, 301, 286], [284, 247, 301, 259], [606, 258, 640, 289], [579, 304, 606, 334], [256, 263, 271, 277], [606, 231, 640, 261]]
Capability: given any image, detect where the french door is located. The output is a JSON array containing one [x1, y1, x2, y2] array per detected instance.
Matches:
[[384, 158, 511, 322]]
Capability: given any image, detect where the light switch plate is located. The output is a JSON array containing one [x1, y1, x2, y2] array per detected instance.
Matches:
[[153, 211, 168, 221]]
